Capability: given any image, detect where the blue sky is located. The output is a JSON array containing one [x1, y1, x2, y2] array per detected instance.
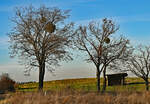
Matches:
[[0, 0, 150, 82]]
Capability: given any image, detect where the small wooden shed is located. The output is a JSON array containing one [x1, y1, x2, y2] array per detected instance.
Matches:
[[107, 73, 128, 86]]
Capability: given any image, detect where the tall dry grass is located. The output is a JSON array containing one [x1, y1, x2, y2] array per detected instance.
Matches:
[[1, 91, 150, 104]]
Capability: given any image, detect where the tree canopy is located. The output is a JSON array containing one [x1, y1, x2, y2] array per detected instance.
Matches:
[[9, 5, 74, 90]]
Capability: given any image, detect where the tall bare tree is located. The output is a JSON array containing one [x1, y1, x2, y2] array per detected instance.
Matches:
[[9, 6, 74, 90], [101, 37, 131, 92], [74, 18, 119, 92], [125, 45, 150, 91]]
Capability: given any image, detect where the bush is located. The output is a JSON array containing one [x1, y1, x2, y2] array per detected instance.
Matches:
[[0, 73, 15, 93]]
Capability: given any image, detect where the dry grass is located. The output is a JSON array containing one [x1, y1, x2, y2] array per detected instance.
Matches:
[[1, 91, 150, 104], [1, 78, 150, 104]]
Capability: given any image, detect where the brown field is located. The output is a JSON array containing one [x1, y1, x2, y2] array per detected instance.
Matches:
[[1, 90, 150, 104]]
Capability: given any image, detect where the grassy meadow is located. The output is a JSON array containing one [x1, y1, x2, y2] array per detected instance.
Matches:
[[16, 77, 147, 92], [1, 77, 150, 104]]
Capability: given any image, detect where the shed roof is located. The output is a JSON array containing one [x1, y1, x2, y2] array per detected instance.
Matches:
[[106, 73, 128, 77]]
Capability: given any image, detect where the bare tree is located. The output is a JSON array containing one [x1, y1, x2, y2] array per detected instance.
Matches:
[[101, 37, 131, 92], [74, 18, 119, 92], [125, 45, 150, 91], [9, 6, 74, 90]]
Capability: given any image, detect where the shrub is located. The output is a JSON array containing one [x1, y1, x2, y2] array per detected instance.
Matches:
[[0, 73, 15, 93]]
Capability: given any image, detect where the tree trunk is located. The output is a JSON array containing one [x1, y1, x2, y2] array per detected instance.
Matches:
[[102, 66, 107, 93], [38, 62, 45, 90], [96, 66, 101, 92], [145, 78, 149, 91]]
